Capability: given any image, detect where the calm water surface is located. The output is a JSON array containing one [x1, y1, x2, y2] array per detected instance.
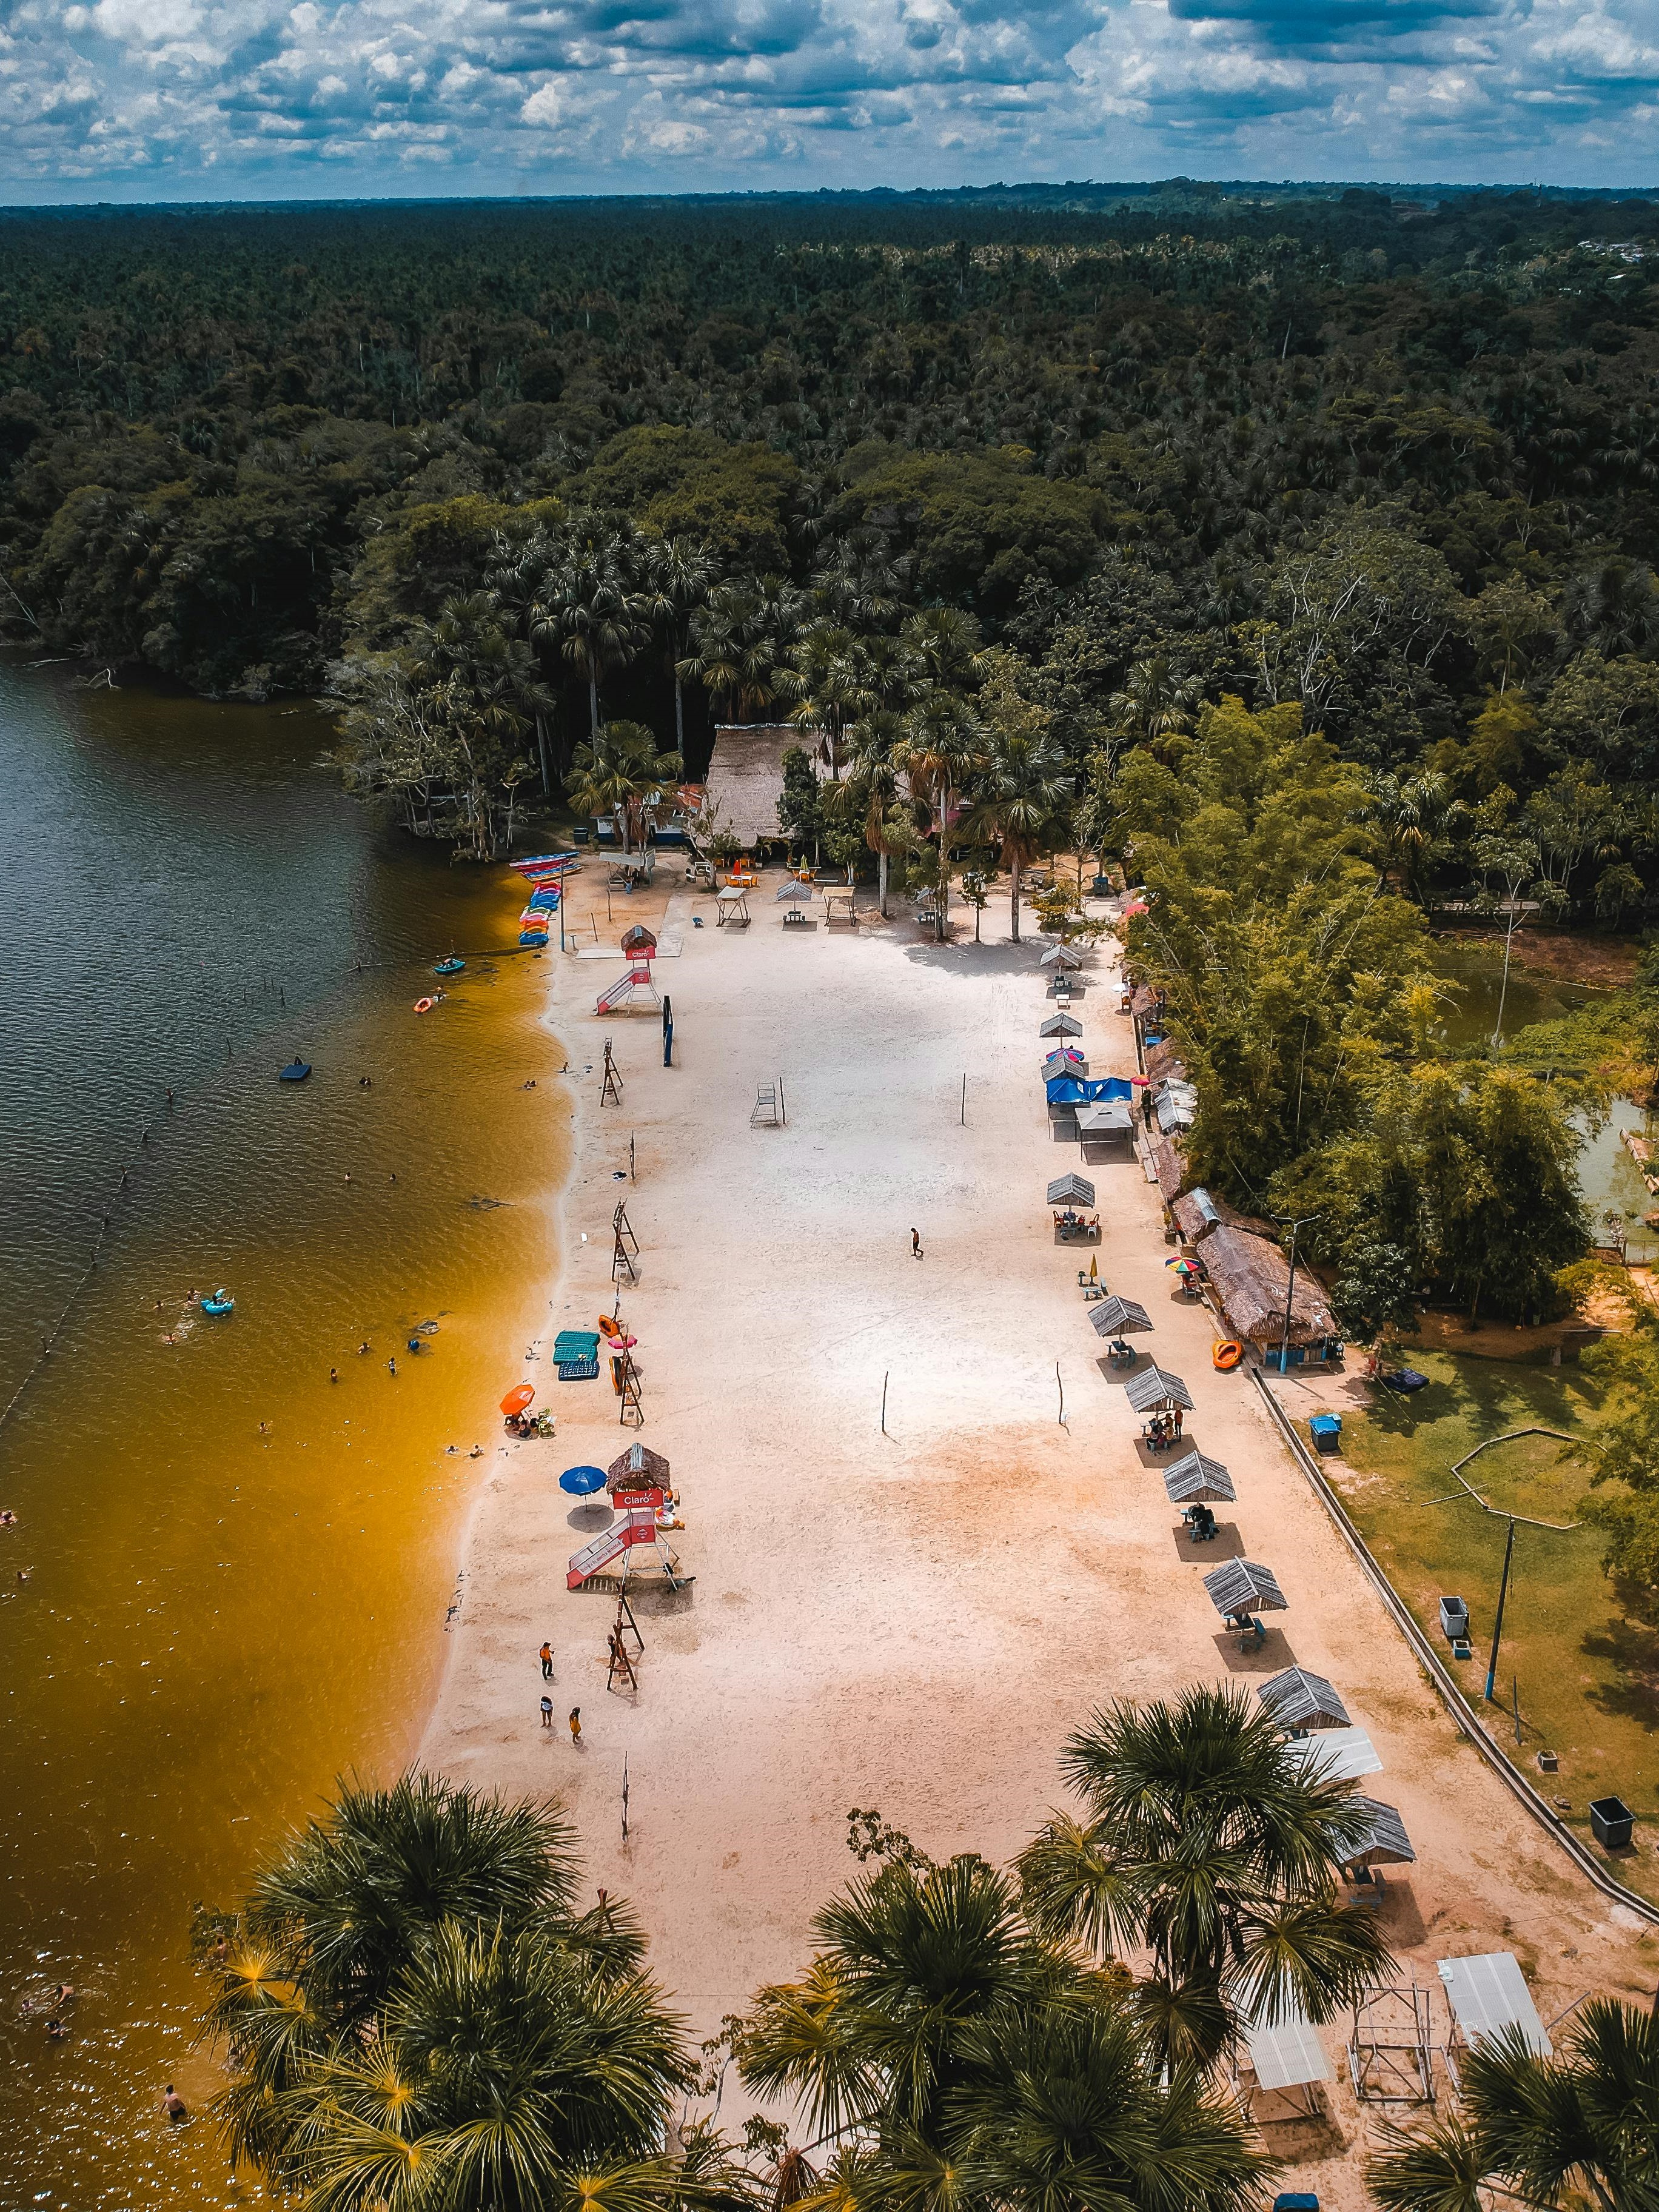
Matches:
[[0, 662, 567, 2206]]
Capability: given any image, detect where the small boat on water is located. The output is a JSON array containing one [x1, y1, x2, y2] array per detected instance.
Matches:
[[414, 996, 437, 1014], [201, 1289, 235, 1317], [433, 957, 465, 976], [280, 1059, 312, 1082]]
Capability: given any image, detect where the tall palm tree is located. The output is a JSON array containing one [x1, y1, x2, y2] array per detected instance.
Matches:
[[565, 719, 683, 854], [641, 534, 719, 760], [679, 577, 803, 725], [528, 521, 653, 739], [960, 660, 1073, 942], [1368, 1999, 1659, 2212], [895, 690, 985, 942], [1017, 1686, 1393, 2071], [417, 593, 553, 860], [1110, 657, 1202, 749], [831, 708, 912, 917], [736, 1847, 1269, 2212]]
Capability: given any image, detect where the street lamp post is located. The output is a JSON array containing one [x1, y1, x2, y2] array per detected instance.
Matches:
[[1272, 1213, 1321, 1376]]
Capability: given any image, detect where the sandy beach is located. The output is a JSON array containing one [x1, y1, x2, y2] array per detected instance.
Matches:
[[424, 870, 1658, 2201]]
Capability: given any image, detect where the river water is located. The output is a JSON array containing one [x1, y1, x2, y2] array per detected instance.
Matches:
[[0, 662, 566, 2208]]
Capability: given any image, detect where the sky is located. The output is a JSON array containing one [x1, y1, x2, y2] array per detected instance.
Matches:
[[2, 0, 1658, 201]]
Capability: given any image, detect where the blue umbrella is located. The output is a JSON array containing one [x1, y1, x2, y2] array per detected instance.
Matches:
[[559, 1464, 608, 1496]]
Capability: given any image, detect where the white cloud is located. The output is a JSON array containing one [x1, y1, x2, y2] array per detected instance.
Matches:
[[0, 0, 1657, 192]]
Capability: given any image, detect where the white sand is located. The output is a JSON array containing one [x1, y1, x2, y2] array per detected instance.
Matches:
[[424, 877, 1657, 2200]]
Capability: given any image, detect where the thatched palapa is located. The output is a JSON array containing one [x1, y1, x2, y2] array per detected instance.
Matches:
[[1199, 1225, 1336, 1348]]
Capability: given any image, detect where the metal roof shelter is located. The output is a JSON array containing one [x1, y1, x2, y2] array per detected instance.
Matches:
[[1040, 1013, 1084, 1039], [1438, 1954, 1552, 2059], [1039, 942, 1084, 968], [1204, 1558, 1288, 1615], [1124, 1363, 1194, 1413], [1244, 2002, 1330, 2116], [1287, 1725, 1382, 1785], [1339, 1797, 1416, 1869], [1078, 1102, 1135, 1134], [1043, 1048, 1088, 1078], [1162, 1449, 1235, 1504], [1088, 1295, 1152, 1336], [1047, 1173, 1096, 1207], [775, 880, 813, 903], [1258, 1669, 1350, 1732]]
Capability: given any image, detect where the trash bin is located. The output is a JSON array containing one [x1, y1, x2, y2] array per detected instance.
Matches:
[[1589, 1796, 1635, 1850], [1308, 1414, 1342, 1455], [1438, 1596, 1469, 1641], [1274, 2197, 1320, 2211]]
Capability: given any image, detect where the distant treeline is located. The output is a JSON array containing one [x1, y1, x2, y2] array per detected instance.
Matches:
[[4, 184, 1659, 909]]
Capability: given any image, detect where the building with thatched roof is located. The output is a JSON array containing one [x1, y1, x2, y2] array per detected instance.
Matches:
[[607, 1441, 672, 1492], [702, 724, 826, 851], [1198, 1224, 1339, 1358], [1144, 1134, 1187, 1211], [1144, 1036, 1188, 1083]]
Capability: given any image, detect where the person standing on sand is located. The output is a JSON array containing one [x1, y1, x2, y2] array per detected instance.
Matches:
[[568, 1707, 582, 1747], [540, 1696, 554, 1728], [911, 1227, 923, 1259], [539, 1641, 553, 1680]]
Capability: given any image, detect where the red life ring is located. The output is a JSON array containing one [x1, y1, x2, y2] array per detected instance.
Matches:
[[1212, 1339, 1244, 1372], [414, 997, 436, 1014]]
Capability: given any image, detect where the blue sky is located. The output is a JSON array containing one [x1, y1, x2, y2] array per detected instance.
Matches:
[[2, 0, 1657, 198]]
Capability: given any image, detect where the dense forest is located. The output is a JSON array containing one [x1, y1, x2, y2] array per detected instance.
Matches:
[[10, 183, 1659, 1362]]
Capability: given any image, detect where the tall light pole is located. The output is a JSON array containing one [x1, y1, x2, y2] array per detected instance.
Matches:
[[1272, 1213, 1321, 1377], [1484, 1516, 1518, 1704]]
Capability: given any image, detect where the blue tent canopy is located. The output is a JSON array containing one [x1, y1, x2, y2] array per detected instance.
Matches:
[[1045, 1075, 1135, 1105]]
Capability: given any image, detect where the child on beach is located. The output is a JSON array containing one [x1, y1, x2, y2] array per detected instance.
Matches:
[[568, 1708, 582, 1746]]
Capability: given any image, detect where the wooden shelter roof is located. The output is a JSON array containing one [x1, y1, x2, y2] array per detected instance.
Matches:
[[1199, 1224, 1336, 1346]]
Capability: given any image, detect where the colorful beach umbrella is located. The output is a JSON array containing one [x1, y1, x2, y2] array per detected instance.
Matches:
[[500, 1383, 536, 1416], [559, 1464, 608, 1496]]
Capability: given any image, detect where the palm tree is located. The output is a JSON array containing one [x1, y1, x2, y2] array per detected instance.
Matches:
[[1368, 1999, 1659, 2212], [895, 691, 986, 942], [736, 1845, 1269, 2212], [565, 719, 684, 854], [642, 534, 719, 760], [1017, 1686, 1393, 2071], [529, 521, 653, 739], [830, 708, 912, 918], [196, 1772, 651, 2188], [417, 593, 553, 860], [1110, 657, 1202, 749], [960, 659, 1073, 942], [679, 577, 803, 725], [782, 622, 878, 774]]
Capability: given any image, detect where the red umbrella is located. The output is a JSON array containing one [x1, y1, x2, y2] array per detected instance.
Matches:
[[500, 1383, 535, 1416]]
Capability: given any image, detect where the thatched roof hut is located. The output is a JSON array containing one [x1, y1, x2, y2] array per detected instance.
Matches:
[[1199, 1225, 1337, 1348], [607, 1441, 672, 1491], [1145, 1135, 1187, 1207], [1144, 1036, 1187, 1082]]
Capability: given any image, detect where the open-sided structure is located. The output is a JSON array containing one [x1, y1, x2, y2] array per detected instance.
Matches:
[[1203, 1557, 1287, 1616], [1123, 1363, 1195, 1414], [1162, 1449, 1235, 1504], [1047, 1173, 1096, 1207], [1438, 1953, 1552, 2060], [1286, 1725, 1383, 1784], [1258, 1667, 1350, 1731], [1088, 1295, 1153, 1335]]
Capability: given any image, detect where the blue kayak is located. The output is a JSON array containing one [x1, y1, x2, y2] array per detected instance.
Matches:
[[280, 1060, 312, 1082], [433, 957, 466, 976]]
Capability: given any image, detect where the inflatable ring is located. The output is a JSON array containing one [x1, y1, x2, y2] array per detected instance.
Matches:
[[1212, 1339, 1244, 1372], [414, 996, 436, 1014]]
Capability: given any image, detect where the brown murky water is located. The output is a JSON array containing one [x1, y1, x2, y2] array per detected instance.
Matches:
[[0, 663, 567, 2207]]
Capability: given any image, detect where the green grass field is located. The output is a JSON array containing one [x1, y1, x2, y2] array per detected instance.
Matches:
[[1329, 1350, 1659, 1898]]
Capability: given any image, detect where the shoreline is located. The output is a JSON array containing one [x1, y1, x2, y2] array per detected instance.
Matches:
[[423, 866, 1658, 2204]]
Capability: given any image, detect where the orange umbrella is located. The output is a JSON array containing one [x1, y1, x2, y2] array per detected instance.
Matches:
[[500, 1383, 535, 1416]]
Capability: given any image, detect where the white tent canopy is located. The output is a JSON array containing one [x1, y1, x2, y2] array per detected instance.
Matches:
[[1286, 1725, 1382, 1785], [1077, 1102, 1134, 1133], [1438, 1954, 1552, 2057], [1245, 2003, 1330, 2094]]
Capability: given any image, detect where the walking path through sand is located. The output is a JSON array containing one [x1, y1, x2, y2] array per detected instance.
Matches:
[[424, 876, 1656, 2202]]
